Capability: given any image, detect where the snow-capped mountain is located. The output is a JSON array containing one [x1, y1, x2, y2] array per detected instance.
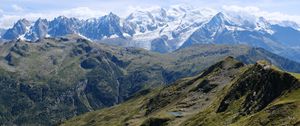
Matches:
[[1, 5, 300, 62], [81, 12, 124, 40], [48, 16, 82, 37], [2, 19, 31, 40], [25, 18, 49, 41], [119, 5, 215, 50], [183, 12, 300, 62]]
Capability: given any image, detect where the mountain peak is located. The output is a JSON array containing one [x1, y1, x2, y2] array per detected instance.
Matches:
[[15, 18, 31, 27], [35, 18, 48, 23], [1, 18, 31, 40], [107, 12, 118, 17], [108, 12, 117, 17], [216, 12, 225, 17], [56, 15, 68, 20], [209, 12, 229, 25], [257, 17, 270, 25], [101, 12, 120, 21]]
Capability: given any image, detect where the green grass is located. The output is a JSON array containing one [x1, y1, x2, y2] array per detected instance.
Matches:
[[230, 70, 300, 126], [61, 88, 162, 126]]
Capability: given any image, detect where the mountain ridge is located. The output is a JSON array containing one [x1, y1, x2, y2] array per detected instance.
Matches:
[[1, 6, 300, 62], [60, 57, 300, 126]]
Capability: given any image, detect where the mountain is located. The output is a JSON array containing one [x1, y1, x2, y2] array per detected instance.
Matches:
[[0, 5, 214, 50], [80, 12, 124, 40], [1, 6, 300, 62], [183, 12, 300, 62], [0, 35, 299, 125], [61, 57, 300, 126], [48, 16, 82, 37], [2, 19, 31, 40], [119, 5, 213, 50], [24, 18, 49, 41]]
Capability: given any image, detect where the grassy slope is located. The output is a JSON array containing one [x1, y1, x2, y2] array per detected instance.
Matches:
[[62, 59, 300, 126], [60, 57, 245, 125], [183, 63, 300, 126]]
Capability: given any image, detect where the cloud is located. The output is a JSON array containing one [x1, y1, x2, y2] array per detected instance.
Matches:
[[0, 15, 22, 29], [0, 7, 105, 28], [59, 7, 105, 19], [222, 5, 300, 23], [0, 9, 3, 17], [126, 5, 162, 16], [12, 4, 24, 12]]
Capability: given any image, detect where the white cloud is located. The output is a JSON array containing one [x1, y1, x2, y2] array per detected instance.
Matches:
[[0, 7, 105, 28], [0, 15, 22, 29], [59, 7, 105, 19], [12, 4, 24, 12], [222, 5, 300, 24], [127, 5, 162, 13]]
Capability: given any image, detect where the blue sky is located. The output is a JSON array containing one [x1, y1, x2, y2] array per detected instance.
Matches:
[[0, 0, 300, 28]]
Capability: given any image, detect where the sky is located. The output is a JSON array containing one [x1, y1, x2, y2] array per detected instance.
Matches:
[[0, 0, 300, 28]]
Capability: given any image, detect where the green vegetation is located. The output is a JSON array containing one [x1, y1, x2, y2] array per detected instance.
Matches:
[[62, 57, 300, 126], [0, 35, 299, 125]]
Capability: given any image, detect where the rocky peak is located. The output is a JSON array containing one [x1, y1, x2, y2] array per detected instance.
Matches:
[[2, 18, 31, 40], [16, 18, 31, 27], [24, 18, 49, 41], [101, 12, 120, 22], [48, 16, 82, 37], [35, 18, 48, 24], [209, 12, 230, 26]]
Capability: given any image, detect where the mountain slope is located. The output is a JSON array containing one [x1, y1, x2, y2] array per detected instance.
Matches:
[[61, 57, 300, 126], [183, 61, 300, 126], [0, 36, 299, 125]]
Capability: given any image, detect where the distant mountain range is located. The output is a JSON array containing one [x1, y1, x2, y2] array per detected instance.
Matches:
[[1, 5, 300, 62]]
